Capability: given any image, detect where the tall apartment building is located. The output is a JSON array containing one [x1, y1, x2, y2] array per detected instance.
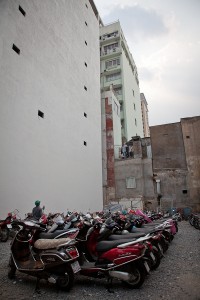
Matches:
[[0, 0, 103, 218], [140, 93, 150, 137], [100, 21, 144, 146]]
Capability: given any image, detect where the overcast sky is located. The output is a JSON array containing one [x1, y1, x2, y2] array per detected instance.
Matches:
[[94, 0, 200, 126]]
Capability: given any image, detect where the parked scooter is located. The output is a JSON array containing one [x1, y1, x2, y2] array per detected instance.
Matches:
[[74, 219, 151, 290], [7, 209, 22, 238], [172, 212, 182, 222], [0, 214, 13, 242], [8, 219, 80, 292], [98, 219, 161, 270], [103, 215, 172, 256]]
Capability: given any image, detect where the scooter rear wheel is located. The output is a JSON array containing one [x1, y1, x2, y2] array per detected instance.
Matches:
[[121, 263, 146, 289], [151, 247, 161, 270], [56, 266, 74, 291]]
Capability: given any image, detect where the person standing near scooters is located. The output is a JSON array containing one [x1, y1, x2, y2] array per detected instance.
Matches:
[[32, 200, 45, 221]]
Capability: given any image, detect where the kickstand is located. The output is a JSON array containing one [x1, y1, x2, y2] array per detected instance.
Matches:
[[106, 278, 114, 293], [34, 277, 41, 294]]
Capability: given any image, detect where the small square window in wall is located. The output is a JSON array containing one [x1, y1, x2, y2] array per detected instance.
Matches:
[[12, 44, 20, 55], [84, 112, 87, 118], [85, 62, 87, 67], [84, 141, 87, 146], [186, 136, 190, 139], [84, 86, 87, 91], [126, 177, 136, 189], [19, 5, 26, 16], [85, 21, 88, 26], [182, 189, 187, 194], [85, 41, 88, 46], [38, 110, 44, 118]]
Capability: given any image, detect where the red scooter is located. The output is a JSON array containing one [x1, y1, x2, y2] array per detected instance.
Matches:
[[0, 214, 13, 242], [75, 220, 150, 290]]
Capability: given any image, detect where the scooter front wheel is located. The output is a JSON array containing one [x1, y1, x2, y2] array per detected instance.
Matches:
[[8, 256, 16, 279], [56, 266, 74, 291], [121, 262, 146, 289]]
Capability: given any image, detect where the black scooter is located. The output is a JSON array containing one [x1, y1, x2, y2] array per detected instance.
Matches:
[[8, 220, 80, 292]]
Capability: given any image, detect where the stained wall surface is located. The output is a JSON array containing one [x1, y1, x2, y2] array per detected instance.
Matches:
[[0, 0, 103, 217]]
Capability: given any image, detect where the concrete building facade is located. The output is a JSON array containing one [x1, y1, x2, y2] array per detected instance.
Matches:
[[181, 116, 200, 211], [0, 0, 103, 218], [140, 93, 150, 138], [150, 116, 200, 212], [114, 137, 155, 210], [100, 21, 144, 145]]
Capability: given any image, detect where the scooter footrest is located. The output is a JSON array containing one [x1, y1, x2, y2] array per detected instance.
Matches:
[[16, 259, 44, 270]]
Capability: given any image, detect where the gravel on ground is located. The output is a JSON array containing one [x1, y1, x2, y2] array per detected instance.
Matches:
[[0, 220, 199, 300]]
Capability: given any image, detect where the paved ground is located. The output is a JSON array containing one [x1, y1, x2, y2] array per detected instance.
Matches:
[[0, 220, 200, 300]]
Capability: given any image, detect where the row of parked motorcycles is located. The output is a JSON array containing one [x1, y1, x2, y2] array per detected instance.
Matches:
[[6, 209, 178, 293]]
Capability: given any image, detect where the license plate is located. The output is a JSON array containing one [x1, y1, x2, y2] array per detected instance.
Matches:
[[144, 261, 150, 273], [7, 224, 12, 229], [71, 261, 81, 273]]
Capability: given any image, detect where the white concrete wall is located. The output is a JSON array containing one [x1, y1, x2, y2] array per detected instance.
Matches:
[[0, 0, 103, 218], [122, 51, 144, 140]]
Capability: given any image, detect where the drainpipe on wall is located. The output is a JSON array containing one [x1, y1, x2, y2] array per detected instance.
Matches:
[[156, 179, 162, 211], [156, 179, 161, 194]]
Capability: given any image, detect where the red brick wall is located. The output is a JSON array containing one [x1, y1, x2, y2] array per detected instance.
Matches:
[[105, 97, 115, 191]]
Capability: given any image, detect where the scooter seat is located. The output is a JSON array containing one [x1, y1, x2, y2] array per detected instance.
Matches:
[[34, 237, 71, 250], [39, 229, 76, 239], [130, 227, 157, 234], [107, 232, 145, 241], [96, 238, 137, 252], [142, 222, 163, 227]]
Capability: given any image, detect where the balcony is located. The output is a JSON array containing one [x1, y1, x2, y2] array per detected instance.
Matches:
[[100, 47, 121, 59], [100, 32, 119, 45], [101, 65, 121, 75], [103, 78, 122, 90]]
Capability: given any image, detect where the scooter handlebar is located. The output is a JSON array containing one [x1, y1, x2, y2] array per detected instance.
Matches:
[[12, 219, 45, 231]]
